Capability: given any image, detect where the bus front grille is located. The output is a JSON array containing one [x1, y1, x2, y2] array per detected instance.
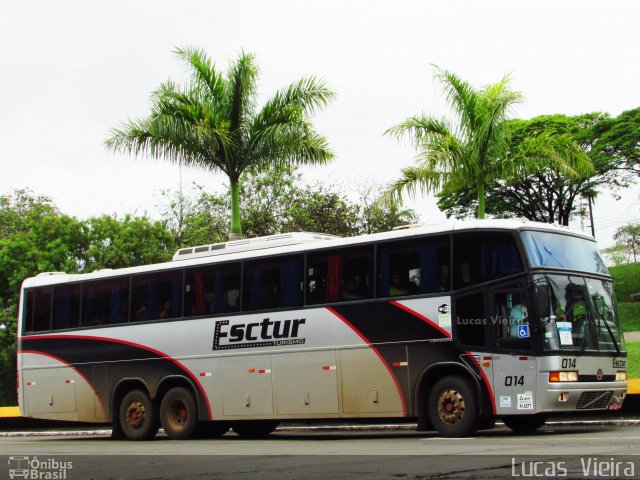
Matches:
[[576, 391, 613, 409]]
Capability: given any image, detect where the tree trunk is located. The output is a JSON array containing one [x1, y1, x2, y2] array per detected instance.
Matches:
[[229, 179, 243, 240], [477, 181, 485, 219]]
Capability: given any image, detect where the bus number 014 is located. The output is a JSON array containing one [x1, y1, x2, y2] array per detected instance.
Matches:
[[504, 376, 525, 387]]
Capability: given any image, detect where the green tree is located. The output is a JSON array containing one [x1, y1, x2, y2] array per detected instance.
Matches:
[[614, 223, 640, 263], [83, 214, 176, 271], [159, 165, 419, 245], [438, 113, 628, 225], [385, 68, 524, 219], [0, 191, 86, 406], [106, 47, 335, 239], [591, 107, 640, 175]]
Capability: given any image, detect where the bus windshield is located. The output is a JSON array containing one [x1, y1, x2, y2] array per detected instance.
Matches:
[[521, 230, 608, 274], [535, 274, 624, 353]]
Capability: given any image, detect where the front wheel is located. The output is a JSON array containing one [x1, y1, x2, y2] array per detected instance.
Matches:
[[160, 387, 198, 440], [427, 376, 479, 437], [119, 389, 159, 441], [502, 414, 547, 433]]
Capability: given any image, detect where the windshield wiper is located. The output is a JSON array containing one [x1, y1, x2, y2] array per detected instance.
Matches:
[[592, 297, 620, 353]]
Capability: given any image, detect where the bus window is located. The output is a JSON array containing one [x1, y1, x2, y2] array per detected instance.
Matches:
[[307, 247, 373, 304], [82, 277, 130, 326], [31, 288, 53, 332], [454, 292, 486, 347], [52, 283, 81, 330], [493, 290, 531, 351], [377, 236, 450, 298], [131, 270, 183, 322], [184, 263, 241, 317], [243, 255, 303, 311], [453, 232, 522, 289]]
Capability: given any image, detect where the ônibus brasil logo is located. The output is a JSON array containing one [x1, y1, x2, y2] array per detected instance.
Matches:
[[213, 317, 306, 350], [8, 456, 73, 479]]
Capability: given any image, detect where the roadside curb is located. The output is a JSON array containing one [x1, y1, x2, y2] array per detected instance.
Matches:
[[2, 419, 640, 437]]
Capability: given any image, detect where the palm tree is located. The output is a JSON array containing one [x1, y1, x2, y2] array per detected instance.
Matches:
[[385, 68, 591, 219], [106, 47, 335, 239]]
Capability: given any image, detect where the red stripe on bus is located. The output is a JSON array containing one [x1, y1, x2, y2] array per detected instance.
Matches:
[[19, 350, 100, 400], [20, 335, 213, 420], [466, 352, 496, 415], [388, 301, 451, 338], [326, 307, 407, 416]]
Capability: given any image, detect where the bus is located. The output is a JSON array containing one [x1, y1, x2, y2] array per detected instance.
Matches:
[[17, 220, 628, 440]]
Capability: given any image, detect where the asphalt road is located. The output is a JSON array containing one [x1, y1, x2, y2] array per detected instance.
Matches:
[[1, 424, 640, 479]]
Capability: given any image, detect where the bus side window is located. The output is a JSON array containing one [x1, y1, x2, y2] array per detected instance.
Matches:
[[494, 291, 531, 351], [32, 287, 53, 332], [185, 263, 241, 317], [23, 290, 34, 333], [454, 292, 486, 347], [453, 232, 522, 289], [131, 271, 182, 322], [377, 236, 449, 298], [52, 284, 81, 330], [243, 255, 303, 311], [82, 278, 130, 326], [307, 247, 373, 304]]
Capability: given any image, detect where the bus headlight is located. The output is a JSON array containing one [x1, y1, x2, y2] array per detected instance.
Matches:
[[549, 371, 578, 382], [616, 371, 627, 382]]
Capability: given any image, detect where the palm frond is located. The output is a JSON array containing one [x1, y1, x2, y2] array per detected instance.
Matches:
[[174, 46, 225, 100], [225, 50, 259, 136]]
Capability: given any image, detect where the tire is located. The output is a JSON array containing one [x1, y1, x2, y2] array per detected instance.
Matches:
[[232, 420, 279, 438], [502, 414, 547, 433], [160, 387, 199, 440], [119, 389, 159, 441], [427, 376, 479, 437], [194, 421, 230, 438]]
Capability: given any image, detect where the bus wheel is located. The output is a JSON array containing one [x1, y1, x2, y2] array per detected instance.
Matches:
[[502, 414, 547, 433], [119, 389, 159, 441], [160, 387, 198, 440], [232, 420, 279, 438], [428, 376, 479, 437]]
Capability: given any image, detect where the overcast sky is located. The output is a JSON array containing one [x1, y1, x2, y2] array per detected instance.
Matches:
[[1, 0, 638, 247]]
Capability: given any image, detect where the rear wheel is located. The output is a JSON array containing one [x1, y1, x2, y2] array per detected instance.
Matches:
[[119, 389, 159, 441], [428, 376, 479, 437], [502, 414, 547, 433], [232, 420, 279, 438], [160, 387, 198, 440]]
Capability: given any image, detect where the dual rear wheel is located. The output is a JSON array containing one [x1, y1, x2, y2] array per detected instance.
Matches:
[[118, 386, 201, 441]]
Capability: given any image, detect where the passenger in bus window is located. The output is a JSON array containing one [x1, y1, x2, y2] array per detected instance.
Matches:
[[134, 303, 147, 321], [389, 274, 408, 296], [342, 278, 363, 300], [158, 300, 172, 319]]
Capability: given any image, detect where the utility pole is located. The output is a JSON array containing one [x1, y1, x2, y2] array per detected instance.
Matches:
[[587, 194, 595, 238]]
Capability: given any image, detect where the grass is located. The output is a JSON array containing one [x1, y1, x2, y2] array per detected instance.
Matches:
[[609, 263, 639, 378], [627, 342, 640, 379], [609, 262, 640, 333]]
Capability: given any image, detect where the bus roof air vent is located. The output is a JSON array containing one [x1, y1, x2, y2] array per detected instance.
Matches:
[[172, 232, 340, 261]]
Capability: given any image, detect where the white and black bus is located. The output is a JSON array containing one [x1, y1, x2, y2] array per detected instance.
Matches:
[[17, 220, 628, 439]]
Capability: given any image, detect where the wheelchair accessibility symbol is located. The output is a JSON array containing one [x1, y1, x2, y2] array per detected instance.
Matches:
[[517, 325, 530, 338]]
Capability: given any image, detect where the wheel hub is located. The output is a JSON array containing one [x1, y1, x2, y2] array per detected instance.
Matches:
[[437, 388, 465, 424], [126, 401, 146, 429], [169, 400, 188, 428]]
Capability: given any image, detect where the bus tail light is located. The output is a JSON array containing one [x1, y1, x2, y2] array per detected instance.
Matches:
[[549, 371, 578, 382], [616, 371, 627, 382]]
